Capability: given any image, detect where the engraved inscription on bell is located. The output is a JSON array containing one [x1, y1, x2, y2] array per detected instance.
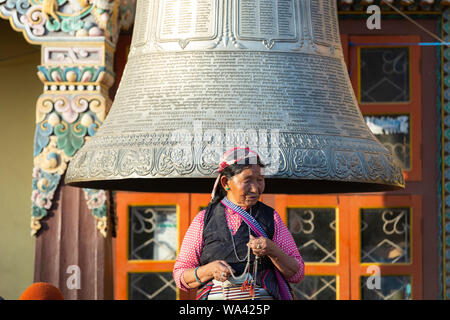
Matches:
[[158, 0, 218, 42], [310, 0, 340, 47], [132, 0, 153, 47], [65, 0, 405, 193], [102, 52, 369, 137], [237, 0, 297, 42]]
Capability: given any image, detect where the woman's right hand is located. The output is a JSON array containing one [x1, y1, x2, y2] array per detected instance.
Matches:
[[207, 260, 235, 282]]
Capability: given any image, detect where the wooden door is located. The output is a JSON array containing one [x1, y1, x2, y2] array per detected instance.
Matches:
[[345, 195, 422, 300], [275, 195, 351, 300], [114, 192, 191, 300], [273, 194, 422, 300], [348, 35, 422, 181]]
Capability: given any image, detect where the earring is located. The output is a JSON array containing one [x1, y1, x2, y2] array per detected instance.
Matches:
[[226, 186, 230, 191]]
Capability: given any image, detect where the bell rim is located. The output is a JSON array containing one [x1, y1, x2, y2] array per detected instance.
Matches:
[[65, 176, 405, 194]]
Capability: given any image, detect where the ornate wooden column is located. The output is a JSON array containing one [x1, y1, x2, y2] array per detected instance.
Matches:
[[32, 43, 116, 300], [0, 0, 135, 299]]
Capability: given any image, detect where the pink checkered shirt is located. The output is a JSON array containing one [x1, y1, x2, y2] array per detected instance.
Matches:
[[173, 205, 305, 291]]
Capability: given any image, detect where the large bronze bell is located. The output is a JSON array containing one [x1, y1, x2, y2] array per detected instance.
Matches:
[[65, 0, 405, 194]]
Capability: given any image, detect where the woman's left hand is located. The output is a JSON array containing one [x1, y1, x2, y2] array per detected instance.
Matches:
[[248, 235, 300, 280], [247, 235, 274, 257]]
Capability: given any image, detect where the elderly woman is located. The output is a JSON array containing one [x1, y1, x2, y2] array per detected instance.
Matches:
[[173, 147, 304, 300]]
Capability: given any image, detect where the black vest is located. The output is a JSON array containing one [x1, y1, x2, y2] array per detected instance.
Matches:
[[199, 200, 275, 275]]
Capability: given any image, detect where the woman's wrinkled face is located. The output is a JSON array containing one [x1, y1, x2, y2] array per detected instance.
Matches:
[[221, 164, 265, 208]]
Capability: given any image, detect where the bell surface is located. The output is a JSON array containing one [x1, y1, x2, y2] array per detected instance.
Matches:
[[65, 0, 405, 194]]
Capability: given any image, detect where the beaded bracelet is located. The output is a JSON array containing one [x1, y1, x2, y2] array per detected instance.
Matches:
[[194, 266, 206, 285]]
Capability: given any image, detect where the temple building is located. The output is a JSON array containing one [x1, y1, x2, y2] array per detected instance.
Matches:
[[1, 0, 449, 300]]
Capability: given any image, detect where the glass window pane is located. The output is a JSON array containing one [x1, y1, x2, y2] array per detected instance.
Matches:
[[287, 208, 336, 263], [128, 273, 176, 300], [292, 276, 337, 300], [128, 206, 178, 260], [365, 115, 410, 170], [361, 208, 411, 263], [361, 275, 411, 300], [360, 47, 410, 103]]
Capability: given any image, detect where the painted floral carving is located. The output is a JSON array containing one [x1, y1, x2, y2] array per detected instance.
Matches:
[[37, 66, 106, 83], [1, 0, 136, 42], [55, 121, 87, 156], [31, 167, 61, 236], [34, 136, 70, 174], [54, 95, 88, 123], [19, 5, 46, 36], [84, 188, 108, 237], [35, 94, 104, 158], [32, 93, 107, 236]]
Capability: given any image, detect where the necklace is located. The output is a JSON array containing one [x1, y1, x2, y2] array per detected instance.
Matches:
[[229, 223, 250, 262], [222, 206, 259, 300]]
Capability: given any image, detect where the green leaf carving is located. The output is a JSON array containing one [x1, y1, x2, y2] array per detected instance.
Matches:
[[55, 121, 87, 157]]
